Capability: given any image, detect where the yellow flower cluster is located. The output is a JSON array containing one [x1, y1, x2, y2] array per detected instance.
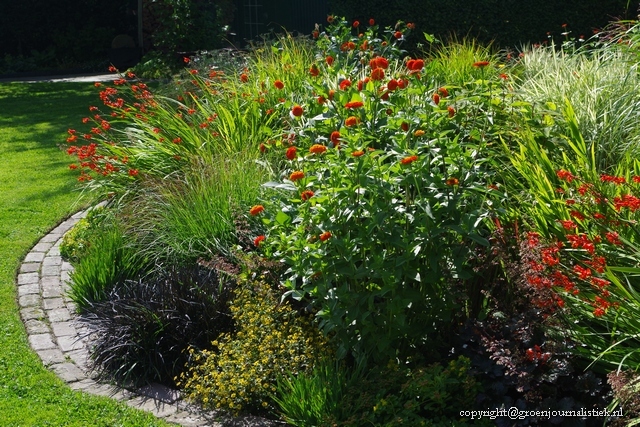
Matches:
[[178, 279, 332, 415]]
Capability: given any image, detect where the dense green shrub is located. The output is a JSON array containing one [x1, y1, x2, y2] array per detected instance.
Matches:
[[178, 278, 333, 415], [78, 263, 235, 387], [254, 16, 513, 363]]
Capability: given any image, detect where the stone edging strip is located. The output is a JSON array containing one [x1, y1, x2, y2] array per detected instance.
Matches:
[[16, 207, 268, 427]]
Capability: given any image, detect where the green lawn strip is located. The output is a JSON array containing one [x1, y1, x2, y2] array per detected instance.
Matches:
[[0, 82, 170, 426]]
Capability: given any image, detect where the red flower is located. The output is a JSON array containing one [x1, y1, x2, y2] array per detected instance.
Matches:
[[400, 155, 418, 165], [291, 105, 304, 117], [438, 87, 449, 97], [394, 31, 402, 39], [240, 73, 249, 82], [259, 143, 267, 153], [353, 20, 360, 28], [286, 146, 297, 160], [128, 169, 139, 177], [317, 96, 326, 105], [370, 68, 385, 81], [183, 57, 190, 63], [387, 79, 398, 91], [446, 177, 459, 186], [254, 235, 265, 246], [339, 79, 352, 90], [369, 18, 375, 26], [397, 78, 408, 89], [327, 15, 334, 23], [301, 190, 315, 201], [432, 93, 440, 105], [345, 116, 359, 127], [556, 169, 575, 182], [274, 80, 284, 89], [309, 65, 320, 77], [290, 171, 305, 181], [473, 61, 490, 68], [249, 205, 265, 216], [605, 231, 622, 245], [558, 220, 576, 230], [407, 58, 424, 72], [330, 131, 341, 144], [345, 101, 364, 109], [352, 150, 364, 157], [319, 231, 332, 241], [326, 56, 334, 66], [448, 106, 456, 117], [369, 57, 389, 70], [309, 144, 327, 154], [401, 122, 409, 132]]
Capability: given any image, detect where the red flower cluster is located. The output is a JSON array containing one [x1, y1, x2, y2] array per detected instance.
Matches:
[[344, 101, 364, 109]]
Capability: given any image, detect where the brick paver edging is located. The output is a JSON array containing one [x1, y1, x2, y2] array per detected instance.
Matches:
[[16, 207, 277, 427]]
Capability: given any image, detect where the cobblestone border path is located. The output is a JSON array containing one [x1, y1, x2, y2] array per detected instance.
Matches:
[[16, 208, 277, 427]]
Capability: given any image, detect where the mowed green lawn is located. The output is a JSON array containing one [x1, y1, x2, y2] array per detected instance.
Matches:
[[0, 81, 169, 426]]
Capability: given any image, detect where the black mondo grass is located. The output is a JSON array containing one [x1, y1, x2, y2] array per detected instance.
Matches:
[[78, 263, 235, 388]]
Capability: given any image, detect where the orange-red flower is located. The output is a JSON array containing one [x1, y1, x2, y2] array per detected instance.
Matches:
[[369, 57, 389, 70], [345, 101, 364, 109], [438, 87, 449, 97], [250, 205, 265, 215], [473, 61, 490, 68], [286, 146, 297, 160], [414, 130, 425, 137], [319, 231, 332, 241], [400, 155, 418, 165], [447, 106, 456, 118], [339, 79, 352, 90], [327, 15, 334, 23], [290, 170, 305, 181], [301, 190, 315, 201], [446, 177, 459, 186], [387, 79, 398, 91], [371, 68, 385, 81], [407, 58, 424, 72], [353, 20, 360, 28], [352, 150, 364, 157], [240, 73, 249, 82], [401, 122, 409, 132], [291, 105, 304, 117], [128, 169, 139, 177], [274, 80, 284, 89], [394, 31, 402, 39], [369, 18, 375, 26], [254, 235, 265, 246], [340, 41, 356, 51], [345, 116, 359, 127], [309, 144, 327, 154], [309, 64, 320, 77], [326, 56, 334, 66], [330, 131, 341, 144], [432, 93, 440, 105]]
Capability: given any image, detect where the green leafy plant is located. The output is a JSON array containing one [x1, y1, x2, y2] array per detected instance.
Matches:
[[253, 17, 512, 363]]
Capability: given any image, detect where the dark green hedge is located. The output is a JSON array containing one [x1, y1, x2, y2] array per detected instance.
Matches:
[[328, 0, 636, 47]]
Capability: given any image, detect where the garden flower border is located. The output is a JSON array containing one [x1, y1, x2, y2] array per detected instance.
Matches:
[[16, 206, 277, 427]]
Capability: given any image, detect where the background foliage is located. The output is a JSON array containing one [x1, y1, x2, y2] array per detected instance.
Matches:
[[328, 0, 634, 48]]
